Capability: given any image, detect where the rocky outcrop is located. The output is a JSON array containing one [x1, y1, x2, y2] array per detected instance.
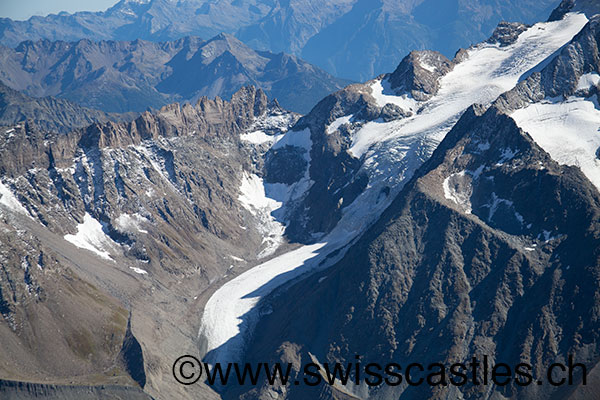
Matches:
[[388, 50, 454, 101], [486, 22, 530, 47], [549, 0, 600, 21]]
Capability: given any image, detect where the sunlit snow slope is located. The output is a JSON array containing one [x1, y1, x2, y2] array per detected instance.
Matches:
[[198, 13, 589, 364], [511, 75, 600, 190]]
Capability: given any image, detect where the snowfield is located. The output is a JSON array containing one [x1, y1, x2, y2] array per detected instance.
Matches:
[[199, 13, 590, 364], [240, 130, 281, 144], [512, 95, 600, 190], [64, 213, 117, 261], [370, 79, 419, 113], [238, 127, 314, 259]]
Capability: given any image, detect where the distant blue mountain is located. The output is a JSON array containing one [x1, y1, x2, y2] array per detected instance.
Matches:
[[0, 0, 559, 80], [0, 34, 349, 114]]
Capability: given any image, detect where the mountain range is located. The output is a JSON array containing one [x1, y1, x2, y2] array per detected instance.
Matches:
[[0, 33, 349, 114], [0, 0, 561, 81], [1, 0, 600, 399]]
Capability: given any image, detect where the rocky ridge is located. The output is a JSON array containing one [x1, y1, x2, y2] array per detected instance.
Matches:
[[0, 82, 134, 133]]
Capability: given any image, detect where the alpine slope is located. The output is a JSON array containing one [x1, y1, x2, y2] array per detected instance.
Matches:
[[198, 11, 591, 364]]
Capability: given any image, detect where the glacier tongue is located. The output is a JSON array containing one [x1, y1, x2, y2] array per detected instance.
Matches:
[[198, 12, 590, 365]]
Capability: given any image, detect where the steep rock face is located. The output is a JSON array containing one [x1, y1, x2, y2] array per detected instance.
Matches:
[[0, 82, 133, 133], [549, 0, 600, 21], [0, 209, 136, 388], [284, 83, 374, 241], [0, 86, 280, 278], [0, 34, 349, 114], [486, 22, 531, 47]]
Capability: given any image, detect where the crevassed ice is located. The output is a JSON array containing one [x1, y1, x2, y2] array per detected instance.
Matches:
[[350, 12, 589, 159]]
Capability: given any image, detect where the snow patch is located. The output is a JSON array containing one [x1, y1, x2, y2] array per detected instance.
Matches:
[[419, 58, 436, 73], [272, 128, 311, 152], [240, 130, 282, 145], [130, 267, 148, 275], [327, 115, 353, 135], [576, 72, 600, 91], [0, 181, 30, 217], [443, 171, 472, 214], [64, 213, 117, 261], [238, 173, 285, 259], [116, 213, 149, 234], [481, 192, 514, 222], [476, 141, 491, 152], [497, 148, 518, 165], [370, 79, 419, 112]]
